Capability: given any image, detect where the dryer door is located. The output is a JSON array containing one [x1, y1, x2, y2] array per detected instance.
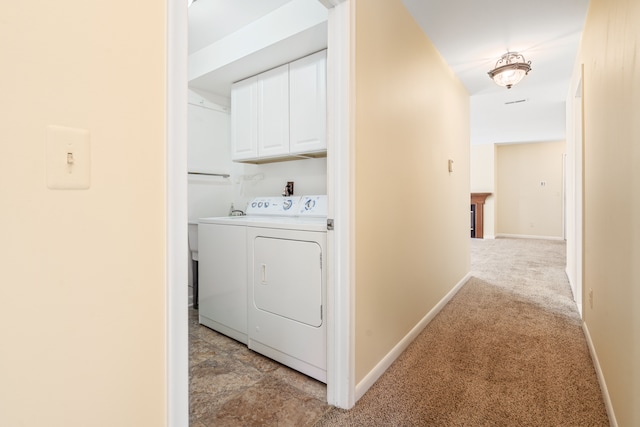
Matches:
[[253, 237, 322, 327]]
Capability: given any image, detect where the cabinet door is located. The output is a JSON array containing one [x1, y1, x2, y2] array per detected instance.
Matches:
[[258, 64, 290, 158], [231, 76, 258, 160], [289, 50, 327, 155], [188, 102, 230, 173]]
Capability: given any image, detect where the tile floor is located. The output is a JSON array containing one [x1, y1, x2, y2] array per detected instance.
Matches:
[[189, 308, 331, 426]]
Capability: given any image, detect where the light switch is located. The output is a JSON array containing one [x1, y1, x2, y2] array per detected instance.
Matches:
[[46, 125, 91, 189]]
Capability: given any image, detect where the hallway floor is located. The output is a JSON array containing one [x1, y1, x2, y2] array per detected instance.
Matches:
[[189, 309, 330, 426], [189, 238, 602, 426]]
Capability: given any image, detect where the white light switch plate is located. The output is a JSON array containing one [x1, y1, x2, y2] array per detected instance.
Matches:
[[46, 125, 91, 189]]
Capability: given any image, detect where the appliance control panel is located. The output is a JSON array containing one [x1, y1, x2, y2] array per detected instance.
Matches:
[[245, 195, 327, 217], [298, 195, 328, 217], [246, 196, 301, 216]]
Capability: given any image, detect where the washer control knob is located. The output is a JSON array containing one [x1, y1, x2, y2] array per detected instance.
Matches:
[[305, 199, 316, 210]]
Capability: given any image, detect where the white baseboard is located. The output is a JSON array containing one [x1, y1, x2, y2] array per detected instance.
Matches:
[[582, 321, 617, 427], [483, 234, 496, 239], [495, 233, 564, 241], [355, 272, 472, 401], [576, 302, 582, 319]]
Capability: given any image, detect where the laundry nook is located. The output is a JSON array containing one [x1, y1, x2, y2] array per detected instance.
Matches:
[[198, 195, 328, 381]]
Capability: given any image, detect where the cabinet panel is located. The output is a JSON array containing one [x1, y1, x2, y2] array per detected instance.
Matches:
[[258, 64, 290, 158], [289, 50, 327, 155], [188, 103, 230, 173], [231, 76, 258, 160]]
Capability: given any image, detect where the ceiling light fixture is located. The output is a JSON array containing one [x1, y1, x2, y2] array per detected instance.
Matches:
[[488, 52, 532, 89]]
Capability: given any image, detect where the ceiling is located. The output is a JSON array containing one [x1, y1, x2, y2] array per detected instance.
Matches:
[[402, 0, 590, 144], [189, 0, 590, 144], [188, 0, 294, 55], [188, 0, 328, 96]]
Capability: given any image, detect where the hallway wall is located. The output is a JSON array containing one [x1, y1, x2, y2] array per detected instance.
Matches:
[[0, 1, 168, 425], [353, 0, 470, 386], [496, 141, 566, 239], [470, 143, 496, 238], [576, 0, 640, 424]]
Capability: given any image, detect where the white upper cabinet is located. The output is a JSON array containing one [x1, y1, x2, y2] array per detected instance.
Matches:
[[231, 76, 258, 160], [289, 50, 327, 155], [188, 97, 231, 175], [231, 50, 327, 163], [257, 64, 290, 158]]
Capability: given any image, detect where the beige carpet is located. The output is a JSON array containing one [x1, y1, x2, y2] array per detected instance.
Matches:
[[314, 238, 609, 426]]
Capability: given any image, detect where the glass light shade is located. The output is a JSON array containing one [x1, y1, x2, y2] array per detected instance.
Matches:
[[488, 52, 532, 89]]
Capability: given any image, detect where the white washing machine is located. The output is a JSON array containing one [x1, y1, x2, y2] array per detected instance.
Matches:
[[198, 214, 250, 344], [198, 196, 327, 382]]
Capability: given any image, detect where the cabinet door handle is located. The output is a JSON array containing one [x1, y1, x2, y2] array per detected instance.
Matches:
[[261, 264, 267, 284]]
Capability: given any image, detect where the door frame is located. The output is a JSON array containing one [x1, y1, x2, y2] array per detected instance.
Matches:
[[324, 0, 355, 409], [166, 0, 189, 424], [564, 63, 584, 316], [166, 1, 355, 424]]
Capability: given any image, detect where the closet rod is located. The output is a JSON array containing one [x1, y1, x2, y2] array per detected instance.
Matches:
[[188, 172, 230, 178]]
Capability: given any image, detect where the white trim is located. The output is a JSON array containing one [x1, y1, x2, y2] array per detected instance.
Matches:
[[565, 62, 584, 317], [575, 67, 584, 316], [166, 0, 189, 425], [582, 322, 617, 427], [324, 0, 354, 409], [355, 273, 471, 401], [562, 152, 567, 241], [494, 233, 565, 241]]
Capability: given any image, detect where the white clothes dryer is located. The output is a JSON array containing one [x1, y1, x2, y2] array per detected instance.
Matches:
[[246, 208, 327, 382]]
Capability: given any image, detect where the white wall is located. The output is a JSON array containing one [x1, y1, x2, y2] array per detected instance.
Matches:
[[496, 141, 566, 239], [0, 1, 169, 425], [576, 0, 640, 424], [470, 143, 496, 238], [353, 0, 470, 389], [187, 90, 233, 222], [471, 141, 567, 241], [471, 85, 567, 145]]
